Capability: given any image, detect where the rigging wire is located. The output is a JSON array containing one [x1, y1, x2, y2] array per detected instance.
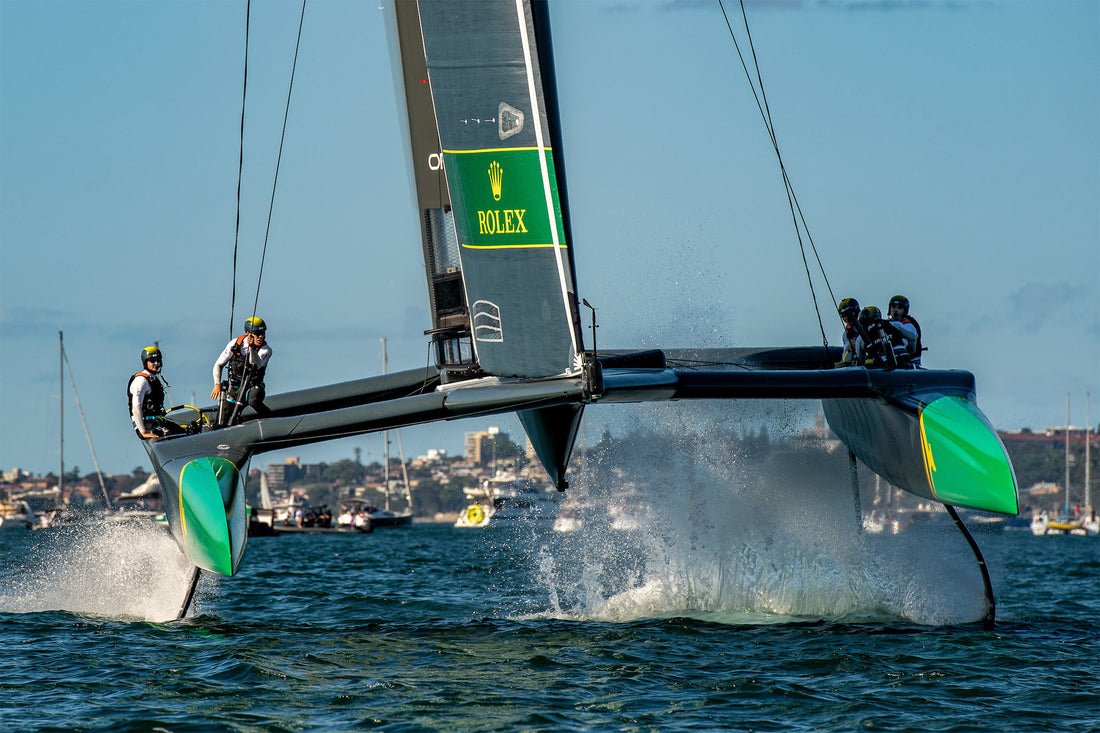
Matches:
[[230, 0, 251, 338], [717, 0, 840, 348], [60, 343, 111, 508], [252, 0, 307, 319]]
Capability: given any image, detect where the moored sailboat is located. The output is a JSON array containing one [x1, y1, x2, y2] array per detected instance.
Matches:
[[1030, 395, 1097, 537], [372, 339, 414, 528]]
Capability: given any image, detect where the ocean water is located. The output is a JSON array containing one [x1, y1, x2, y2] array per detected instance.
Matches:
[[1, 506, 1096, 732]]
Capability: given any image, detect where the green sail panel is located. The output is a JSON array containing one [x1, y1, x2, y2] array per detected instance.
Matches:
[[418, 0, 580, 378], [445, 148, 564, 249]]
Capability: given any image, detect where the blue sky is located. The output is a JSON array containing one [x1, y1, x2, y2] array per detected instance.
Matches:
[[1, 0, 1097, 478]]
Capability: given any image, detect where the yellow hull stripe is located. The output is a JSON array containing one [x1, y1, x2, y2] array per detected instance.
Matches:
[[178, 471, 188, 537], [918, 409, 939, 500]]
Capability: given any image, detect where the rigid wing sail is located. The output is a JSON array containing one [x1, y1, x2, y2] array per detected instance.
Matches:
[[146, 0, 1018, 618]]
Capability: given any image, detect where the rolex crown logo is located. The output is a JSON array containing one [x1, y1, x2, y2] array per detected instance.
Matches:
[[488, 160, 503, 201]]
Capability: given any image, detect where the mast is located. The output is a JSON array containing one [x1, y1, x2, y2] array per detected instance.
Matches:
[[1087, 393, 1092, 511], [59, 331, 64, 498], [382, 338, 391, 512], [376, 337, 412, 513], [1065, 393, 1071, 517], [384, 0, 473, 381], [395, 424, 411, 511]]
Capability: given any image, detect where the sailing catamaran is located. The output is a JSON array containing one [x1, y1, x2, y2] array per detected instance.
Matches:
[[144, 0, 1017, 621]]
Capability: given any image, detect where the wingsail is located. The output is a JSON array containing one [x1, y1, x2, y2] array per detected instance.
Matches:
[[404, 0, 582, 380], [145, 0, 1017, 604], [385, 1, 470, 375]]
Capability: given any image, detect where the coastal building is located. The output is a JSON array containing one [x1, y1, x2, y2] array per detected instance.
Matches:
[[2, 468, 30, 482], [265, 457, 323, 495], [465, 427, 503, 465], [999, 427, 1098, 446], [410, 449, 448, 470]]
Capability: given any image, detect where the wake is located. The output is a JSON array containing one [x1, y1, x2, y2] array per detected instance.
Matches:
[[0, 520, 197, 622], [532, 401, 989, 626]]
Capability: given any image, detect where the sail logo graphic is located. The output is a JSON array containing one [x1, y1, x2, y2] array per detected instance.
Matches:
[[489, 160, 502, 201], [476, 160, 527, 236], [499, 102, 523, 140], [472, 300, 503, 343]]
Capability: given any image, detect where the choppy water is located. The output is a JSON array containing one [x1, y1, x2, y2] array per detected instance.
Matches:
[[1, 510, 1097, 732]]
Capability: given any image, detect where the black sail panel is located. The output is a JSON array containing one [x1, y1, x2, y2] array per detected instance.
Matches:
[[416, 0, 581, 378], [385, 1, 470, 359]]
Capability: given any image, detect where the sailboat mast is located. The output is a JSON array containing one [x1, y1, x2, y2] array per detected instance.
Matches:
[[395, 424, 411, 510], [1065, 393, 1071, 516], [59, 331, 64, 499], [1087, 393, 1092, 511], [382, 338, 391, 512]]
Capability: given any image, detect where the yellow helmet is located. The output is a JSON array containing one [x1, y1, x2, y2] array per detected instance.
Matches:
[[244, 317, 267, 335], [140, 346, 162, 367]]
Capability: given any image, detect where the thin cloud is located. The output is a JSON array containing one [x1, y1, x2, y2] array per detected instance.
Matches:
[[0, 307, 232, 352], [0, 306, 72, 337], [1006, 281, 1088, 330], [649, 0, 980, 10], [804, 0, 966, 9], [1084, 309, 1100, 342]]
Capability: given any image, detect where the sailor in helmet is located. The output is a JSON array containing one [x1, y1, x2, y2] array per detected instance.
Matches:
[[857, 305, 897, 368], [882, 295, 922, 367], [837, 297, 864, 366], [211, 317, 273, 426], [127, 346, 183, 439]]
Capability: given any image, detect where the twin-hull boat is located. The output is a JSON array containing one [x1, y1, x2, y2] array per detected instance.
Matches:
[[1030, 511, 1099, 536], [142, 0, 1017, 624]]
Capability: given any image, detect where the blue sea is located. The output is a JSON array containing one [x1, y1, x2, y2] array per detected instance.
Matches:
[[1, 509, 1097, 732]]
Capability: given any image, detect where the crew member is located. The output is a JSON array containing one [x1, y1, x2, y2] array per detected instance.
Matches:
[[857, 305, 898, 369], [211, 316, 273, 425], [127, 346, 182, 439], [882, 294, 922, 367], [837, 297, 864, 366]]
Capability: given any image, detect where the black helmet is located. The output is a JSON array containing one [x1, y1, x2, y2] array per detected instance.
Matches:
[[140, 346, 162, 368], [888, 295, 909, 315], [838, 297, 860, 321], [858, 306, 883, 332], [244, 317, 267, 335]]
